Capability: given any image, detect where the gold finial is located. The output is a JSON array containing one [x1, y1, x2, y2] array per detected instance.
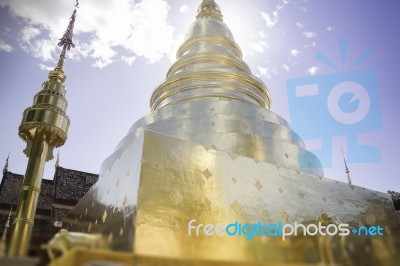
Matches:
[[49, 0, 79, 82], [196, 0, 223, 22], [2, 153, 9, 176], [0, 207, 13, 257], [341, 148, 352, 185]]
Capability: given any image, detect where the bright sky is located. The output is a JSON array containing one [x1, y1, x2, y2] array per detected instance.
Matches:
[[0, 0, 399, 193]]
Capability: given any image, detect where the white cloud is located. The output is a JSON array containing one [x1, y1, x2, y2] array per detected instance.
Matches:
[[290, 49, 301, 57], [308, 66, 319, 75], [296, 22, 304, 29], [325, 25, 334, 32], [248, 40, 268, 54], [93, 58, 112, 69], [68, 40, 91, 60], [256, 66, 272, 79], [121, 55, 136, 65], [26, 38, 56, 61], [0, 39, 13, 52], [123, 0, 175, 64], [260, 2, 289, 30], [299, 6, 308, 12], [38, 63, 53, 71], [90, 39, 117, 68], [18, 26, 57, 61], [260, 11, 278, 29], [1, 0, 176, 67], [304, 41, 317, 48], [20, 26, 40, 43], [168, 33, 184, 62], [303, 31, 317, 39], [179, 4, 188, 13], [257, 66, 268, 76], [282, 64, 290, 71], [272, 65, 279, 74]]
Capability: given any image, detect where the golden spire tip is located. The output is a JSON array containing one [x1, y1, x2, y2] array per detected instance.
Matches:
[[51, 0, 79, 81], [197, 0, 223, 22]]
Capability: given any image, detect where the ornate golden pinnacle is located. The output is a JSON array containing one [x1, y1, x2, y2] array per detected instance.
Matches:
[[8, 1, 78, 257], [196, 0, 223, 22], [57, 1, 78, 51], [150, 0, 271, 110], [51, 0, 79, 81]]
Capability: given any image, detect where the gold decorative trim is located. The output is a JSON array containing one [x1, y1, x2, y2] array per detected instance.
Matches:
[[151, 83, 266, 110], [177, 35, 242, 58], [150, 71, 271, 110], [21, 186, 41, 193], [19, 122, 68, 147], [12, 218, 34, 226], [167, 52, 251, 77], [159, 94, 256, 109]]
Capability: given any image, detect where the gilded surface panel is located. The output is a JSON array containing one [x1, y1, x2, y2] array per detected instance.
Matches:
[[133, 130, 399, 265]]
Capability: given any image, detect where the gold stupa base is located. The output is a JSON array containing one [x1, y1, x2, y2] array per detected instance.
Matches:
[[64, 130, 400, 266]]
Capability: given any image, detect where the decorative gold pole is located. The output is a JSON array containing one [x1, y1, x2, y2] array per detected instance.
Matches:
[[7, 1, 78, 257]]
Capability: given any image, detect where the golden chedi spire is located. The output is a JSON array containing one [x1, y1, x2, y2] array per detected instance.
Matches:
[[196, 0, 223, 22], [62, 2, 399, 265], [127, 0, 321, 178], [8, 1, 78, 257], [64, 1, 325, 264], [150, 0, 271, 111]]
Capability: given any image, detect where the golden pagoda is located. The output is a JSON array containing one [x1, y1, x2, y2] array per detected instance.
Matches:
[[6, 2, 78, 257], [51, 0, 399, 265]]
